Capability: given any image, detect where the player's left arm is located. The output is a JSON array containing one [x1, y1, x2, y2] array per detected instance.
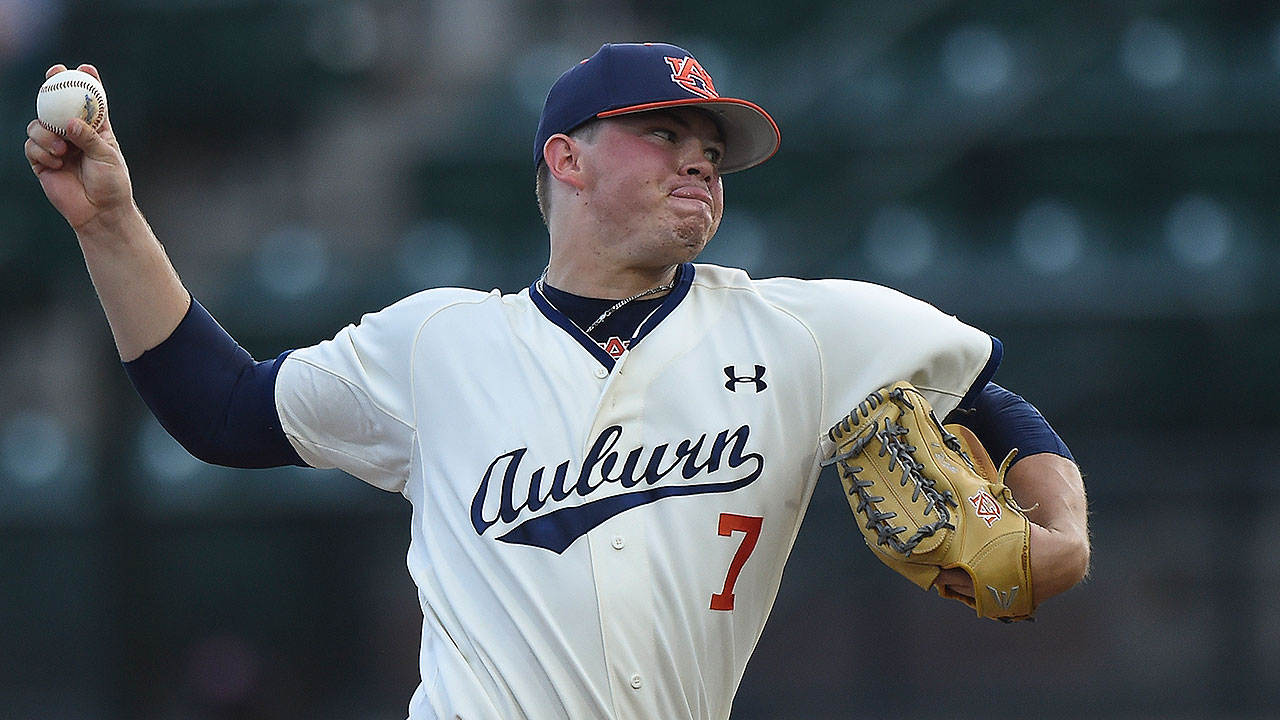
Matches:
[[941, 383, 1091, 605], [1004, 452, 1090, 605]]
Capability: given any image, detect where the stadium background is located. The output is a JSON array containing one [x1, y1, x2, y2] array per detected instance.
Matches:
[[2, 1, 1277, 718]]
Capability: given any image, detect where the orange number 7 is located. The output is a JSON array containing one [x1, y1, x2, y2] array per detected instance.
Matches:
[[710, 513, 764, 611]]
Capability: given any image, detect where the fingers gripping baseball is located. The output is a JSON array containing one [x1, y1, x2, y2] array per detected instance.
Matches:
[[26, 64, 133, 231]]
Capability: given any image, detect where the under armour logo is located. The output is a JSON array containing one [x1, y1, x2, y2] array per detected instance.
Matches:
[[724, 365, 767, 393], [987, 585, 1020, 609]]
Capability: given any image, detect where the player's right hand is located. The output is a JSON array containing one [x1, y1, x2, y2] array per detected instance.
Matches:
[[25, 64, 134, 233]]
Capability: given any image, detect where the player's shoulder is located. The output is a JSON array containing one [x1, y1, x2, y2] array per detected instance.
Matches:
[[382, 285, 502, 311], [328, 286, 530, 348], [362, 285, 515, 323], [691, 263, 917, 308]]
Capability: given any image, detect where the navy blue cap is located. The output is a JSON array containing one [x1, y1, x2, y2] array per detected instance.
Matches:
[[534, 42, 780, 174]]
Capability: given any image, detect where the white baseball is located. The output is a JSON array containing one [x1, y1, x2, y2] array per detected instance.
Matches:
[[37, 69, 108, 137]]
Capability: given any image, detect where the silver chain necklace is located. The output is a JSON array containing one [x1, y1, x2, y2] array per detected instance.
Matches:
[[537, 270, 676, 335]]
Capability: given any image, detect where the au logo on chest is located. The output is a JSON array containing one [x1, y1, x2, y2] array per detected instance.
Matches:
[[600, 336, 627, 358], [470, 424, 764, 553]]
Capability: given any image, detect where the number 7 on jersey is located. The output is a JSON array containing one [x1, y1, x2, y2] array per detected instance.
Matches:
[[710, 513, 763, 611]]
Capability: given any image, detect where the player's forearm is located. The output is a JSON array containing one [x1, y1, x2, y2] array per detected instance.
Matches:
[[1007, 453, 1091, 603], [76, 202, 191, 361]]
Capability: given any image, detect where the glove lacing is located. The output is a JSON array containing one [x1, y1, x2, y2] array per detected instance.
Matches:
[[822, 387, 960, 556]]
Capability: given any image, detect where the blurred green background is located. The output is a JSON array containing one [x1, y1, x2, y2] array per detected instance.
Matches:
[[3, 1, 1278, 718]]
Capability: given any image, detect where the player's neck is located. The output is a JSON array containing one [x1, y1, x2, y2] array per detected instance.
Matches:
[[545, 214, 687, 299], [543, 257, 679, 301]]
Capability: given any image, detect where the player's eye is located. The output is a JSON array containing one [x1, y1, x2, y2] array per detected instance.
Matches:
[[653, 128, 676, 142], [704, 146, 723, 165]]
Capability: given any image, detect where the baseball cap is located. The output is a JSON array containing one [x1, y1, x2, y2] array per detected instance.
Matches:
[[534, 42, 780, 174]]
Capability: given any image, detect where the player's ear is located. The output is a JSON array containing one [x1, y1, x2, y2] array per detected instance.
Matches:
[[543, 134, 587, 192]]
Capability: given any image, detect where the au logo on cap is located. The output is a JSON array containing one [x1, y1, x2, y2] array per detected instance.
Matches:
[[664, 55, 718, 99]]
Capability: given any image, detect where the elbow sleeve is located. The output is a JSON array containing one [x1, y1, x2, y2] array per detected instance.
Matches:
[[123, 298, 307, 468], [945, 382, 1073, 467]]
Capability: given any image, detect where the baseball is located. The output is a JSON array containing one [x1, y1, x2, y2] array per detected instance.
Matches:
[[37, 69, 108, 137]]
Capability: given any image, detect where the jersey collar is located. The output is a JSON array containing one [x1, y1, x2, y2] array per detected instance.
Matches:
[[529, 262, 695, 370]]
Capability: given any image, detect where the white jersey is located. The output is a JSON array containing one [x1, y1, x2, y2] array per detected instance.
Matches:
[[274, 263, 998, 720]]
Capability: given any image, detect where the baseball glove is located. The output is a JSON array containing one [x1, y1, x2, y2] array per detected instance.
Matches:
[[822, 381, 1035, 622]]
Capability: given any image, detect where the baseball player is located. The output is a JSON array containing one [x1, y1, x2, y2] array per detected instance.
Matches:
[[26, 44, 1089, 720]]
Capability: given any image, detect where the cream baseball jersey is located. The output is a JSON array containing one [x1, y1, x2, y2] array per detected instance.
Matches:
[[274, 262, 998, 720]]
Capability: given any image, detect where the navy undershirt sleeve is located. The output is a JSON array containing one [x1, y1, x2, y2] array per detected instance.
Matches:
[[123, 297, 307, 468], [944, 382, 1073, 468]]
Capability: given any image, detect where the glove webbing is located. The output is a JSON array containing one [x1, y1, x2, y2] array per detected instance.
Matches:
[[822, 386, 960, 556]]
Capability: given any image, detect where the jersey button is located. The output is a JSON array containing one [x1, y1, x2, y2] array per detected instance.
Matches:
[[611, 536, 625, 550], [630, 674, 643, 690], [595, 367, 608, 379]]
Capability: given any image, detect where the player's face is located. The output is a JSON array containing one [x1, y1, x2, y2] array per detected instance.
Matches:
[[577, 108, 726, 268]]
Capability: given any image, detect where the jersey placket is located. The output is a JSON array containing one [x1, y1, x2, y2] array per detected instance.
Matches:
[[589, 508, 657, 715], [526, 267, 697, 715], [580, 341, 663, 717]]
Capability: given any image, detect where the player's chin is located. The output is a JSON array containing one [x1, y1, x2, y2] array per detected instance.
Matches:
[[674, 212, 718, 242], [671, 224, 715, 259]]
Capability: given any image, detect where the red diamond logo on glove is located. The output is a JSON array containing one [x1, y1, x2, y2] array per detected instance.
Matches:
[[969, 490, 1002, 527]]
